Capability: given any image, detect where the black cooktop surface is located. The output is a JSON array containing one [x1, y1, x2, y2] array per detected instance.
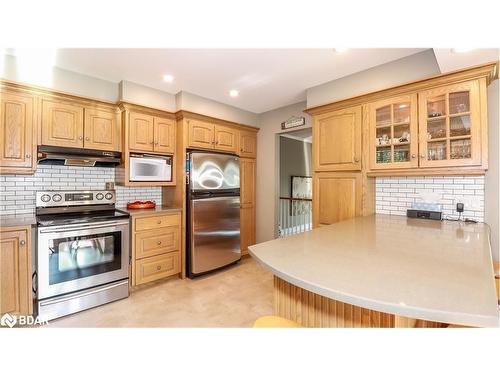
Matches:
[[36, 209, 129, 227]]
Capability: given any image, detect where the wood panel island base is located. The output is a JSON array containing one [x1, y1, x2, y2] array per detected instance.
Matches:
[[274, 276, 445, 328], [249, 215, 499, 328]]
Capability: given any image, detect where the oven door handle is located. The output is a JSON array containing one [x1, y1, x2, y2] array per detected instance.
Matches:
[[39, 221, 128, 233]]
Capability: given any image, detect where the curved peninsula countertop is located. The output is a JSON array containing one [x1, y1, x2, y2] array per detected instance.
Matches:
[[249, 214, 499, 328]]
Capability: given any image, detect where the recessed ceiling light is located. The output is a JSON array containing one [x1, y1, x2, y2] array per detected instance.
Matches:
[[334, 48, 348, 53], [451, 48, 475, 54], [229, 90, 239, 97], [163, 74, 174, 83]]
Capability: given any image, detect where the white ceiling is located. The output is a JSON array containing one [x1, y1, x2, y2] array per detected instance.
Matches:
[[3, 48, 498, 113], [4, 48, 427, 113]]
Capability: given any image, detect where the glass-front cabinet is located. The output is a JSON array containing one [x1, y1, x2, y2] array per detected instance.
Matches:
[[369, 94, 419, 169], [418, 80, 482, 168]]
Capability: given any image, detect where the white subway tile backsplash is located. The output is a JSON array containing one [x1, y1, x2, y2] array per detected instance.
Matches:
[[0, 164, 162, 215], [375, 176, 484, 221]]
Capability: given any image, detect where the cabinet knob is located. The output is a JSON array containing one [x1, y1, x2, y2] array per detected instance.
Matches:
[[154, 142, 159, 145], [354, 157, 359, 163], [411, 154, 416, 159], [85, 137, 90, 141], [157, 220, 162, 224], [157, 241, 162, 245], [25, 154, 31, 159], [156, 266, 162, 271], [79, 136, 83, 140], [20, 240, 26, 246], [419, 154, 425, 159], [151, 141, 155, 145]]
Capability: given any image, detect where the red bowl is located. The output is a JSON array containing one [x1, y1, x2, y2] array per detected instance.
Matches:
[[127, 201, 156, 209]]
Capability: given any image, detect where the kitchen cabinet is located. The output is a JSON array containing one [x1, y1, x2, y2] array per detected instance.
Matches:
[[128, 112, 154, 152], [188, 119, 215, 149], [239, 129, 257, 158], [0, 226, 32, 316], [0, 90, 37, 174], [368, 94, 419, 170], [240, 158, 256, 255], [418, 80, 483, 168], [187, 119, 239, 153], [42, 99, 84, 148], [312, 172, 363, 227], [131, 212, 181, 286], [128, 112, 175, 154], [313, 105, 362, 172], [84, 108, 121, 152]]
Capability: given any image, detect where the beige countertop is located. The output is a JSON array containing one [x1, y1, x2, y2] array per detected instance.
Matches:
[[249, 214, 499, 328], [0, 213, 37, 228], [116, 205, 182, 217]]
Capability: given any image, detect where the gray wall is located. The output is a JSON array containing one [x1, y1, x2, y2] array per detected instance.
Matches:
[[256, 101, 311, 242], [279, 137, 312, 197], [485, 80, 499, 263], [306, 49, 441, 108]]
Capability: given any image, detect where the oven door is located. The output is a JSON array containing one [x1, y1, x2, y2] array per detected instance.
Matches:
[[130, 155, 172, 182], [37, 220, 130, 300]]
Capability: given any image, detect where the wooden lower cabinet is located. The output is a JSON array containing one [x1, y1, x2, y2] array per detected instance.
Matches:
[[0, 226, 32, 316], [131, 212, 181, 286], [313, 172, 363, 227], [240, 207, 256, 256]]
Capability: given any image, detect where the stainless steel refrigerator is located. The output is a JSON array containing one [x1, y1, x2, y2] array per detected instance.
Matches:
[[186, 151, 241, 277]]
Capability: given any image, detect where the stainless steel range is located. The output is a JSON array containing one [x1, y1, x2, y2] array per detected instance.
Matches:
[[35, 190, 130, 321]]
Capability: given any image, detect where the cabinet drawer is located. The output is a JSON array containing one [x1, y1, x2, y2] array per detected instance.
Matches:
[[134, 213, 180, 232], [135, 252, 180, 285], [135, 227, 180, 259]]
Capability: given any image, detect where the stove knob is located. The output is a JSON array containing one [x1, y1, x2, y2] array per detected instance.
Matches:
[[41, 194, 51, 203], [105, 193, 113, 200], [52, 194, 62, 202], [96, 193, 104, 200]]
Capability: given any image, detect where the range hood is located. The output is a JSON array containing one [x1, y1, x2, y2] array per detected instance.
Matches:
[[37, 145, 121, 167]]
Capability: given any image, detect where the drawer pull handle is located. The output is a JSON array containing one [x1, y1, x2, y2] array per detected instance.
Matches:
[[157, 241, 162, 245], [157, 220, 162, 224], [157, 266, 161, 271], [20, 240, 26, 246]]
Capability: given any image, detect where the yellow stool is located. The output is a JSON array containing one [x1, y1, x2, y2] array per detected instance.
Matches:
[[253, 316, 303, 328]]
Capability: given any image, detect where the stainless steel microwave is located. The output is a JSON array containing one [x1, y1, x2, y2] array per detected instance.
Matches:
[[129, 154, 173, 182]]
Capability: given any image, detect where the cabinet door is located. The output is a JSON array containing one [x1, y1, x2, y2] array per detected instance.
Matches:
[[0, 228, 32, 316], [129, 112, 154, 152], [214, 124, 238, 153], [313, 172, 361, 227], [239, 130, 257, 158], [154, 117, 176, 154], [418, 80, 482, 168], [0, 91, 35, 170], [187, 119, 214, 149], [240, 158, 256, 208], [84, 108, 120, 151], [240, 206, 256, 256], [369, 94, 418, 170], [42, 100, 84, 148], [313, 106, 362, 171]]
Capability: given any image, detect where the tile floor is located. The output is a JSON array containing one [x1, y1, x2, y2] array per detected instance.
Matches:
[[47, 257, 273, 328]]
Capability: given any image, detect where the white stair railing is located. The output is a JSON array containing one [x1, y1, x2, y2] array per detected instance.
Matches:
[[278, 197, 312, 237]]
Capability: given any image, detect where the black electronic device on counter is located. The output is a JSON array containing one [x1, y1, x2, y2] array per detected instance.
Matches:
[[406, 209, 442, 221]]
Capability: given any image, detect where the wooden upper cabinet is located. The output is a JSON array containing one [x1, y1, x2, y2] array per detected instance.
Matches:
[[312, 172, 361, 227], [154, 116, 176, 154], [368, 94, 419, 170], [0, 226, 32, 316], [42, 100, 84, 148], [129, 112, 154, 152], [240, 157, 256, 208], [188, 119, 215, 149], [214, 124, 238, 153], [0, 91, 35, 172], [418, 80, 483, 168], [239, 130, 257, 158], [313, 105, 362, 172], [84, 108, 120, 152]]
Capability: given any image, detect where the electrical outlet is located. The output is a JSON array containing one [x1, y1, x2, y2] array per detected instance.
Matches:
[[454, 197, 481, 211]]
